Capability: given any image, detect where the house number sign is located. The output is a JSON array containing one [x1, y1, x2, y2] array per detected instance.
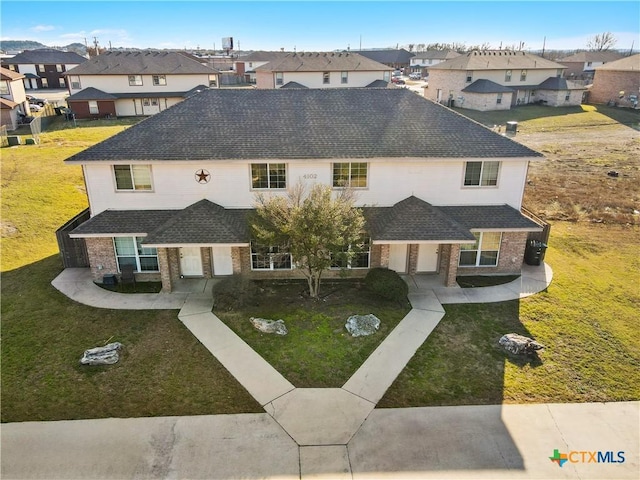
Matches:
[[303, 174, 317, 179], [195, 169, 211, 184]]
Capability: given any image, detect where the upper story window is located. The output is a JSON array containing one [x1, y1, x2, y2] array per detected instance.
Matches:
[[520, 69, 527, 81], [459, 232, 502, 267], [56, 64, 63, 72], [114, 236, 159, 272], [466, 71, 473, 83], [275, 72, 283, 86], [587, 61, 593, 67], [70, 76, 81, 89], [128, 75, 143, 86], [323, 72, 330, 84], [332, 162, 368, 188], [60, 77, 66, 88], [41, 78, 48, 88], [0, 80, 9, 95], [152, 75, 166, 86], [505, 69, 512, 82], [7, 65, 17, 72], [556, 69, 563, 78], [113, 165, 152, 191], [464, 161, 500, 187], [38, 64, 45, 72], [251, 163, 286, 189]]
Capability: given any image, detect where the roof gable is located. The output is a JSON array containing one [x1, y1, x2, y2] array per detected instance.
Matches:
[[254, 52, 390, 72], [65, 88, 543, 163], [430, 50, 565, 71]]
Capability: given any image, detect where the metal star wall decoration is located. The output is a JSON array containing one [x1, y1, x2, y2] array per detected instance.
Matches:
[[195, 169, 210, 184]]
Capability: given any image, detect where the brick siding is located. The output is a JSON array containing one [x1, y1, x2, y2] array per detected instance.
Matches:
[[589, 70, 640, 107], [456, 231, 528, 276]]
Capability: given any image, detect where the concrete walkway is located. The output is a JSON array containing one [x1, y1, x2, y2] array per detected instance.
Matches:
[[10, 264, 574, 477]]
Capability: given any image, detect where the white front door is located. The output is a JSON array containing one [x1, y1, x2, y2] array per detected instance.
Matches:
[[388, 244, 408, 273], [417, 244, 439, 272], [212, 247, 233, 275], [179, 247, 203, 277]]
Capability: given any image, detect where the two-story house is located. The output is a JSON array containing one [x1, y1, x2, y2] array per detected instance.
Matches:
[[1, 49, 87, 90], [588, 54, 640, 108], [557, 51, 624, 81], [254, 52, 392, 89], [235, 51, 289, 84], [64, 51, 221, 119], [409, 50, 461, 77], [0, 67, 32, 130], [62, 88, 544, 293], [426, 50, 585, 111]]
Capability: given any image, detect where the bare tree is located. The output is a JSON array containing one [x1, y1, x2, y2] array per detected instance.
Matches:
[[587, 32, 617, 51]]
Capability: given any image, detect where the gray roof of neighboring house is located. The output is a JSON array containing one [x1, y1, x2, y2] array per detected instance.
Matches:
[[411, 50, 462, 61], [254, 52, 390, 72], [366, 79, 390, 88], [594, 54, 640, 71], [430, 50, 565, 71], [353, 49, 415, 65], [65, 88, 542, 163], [364, 196, 475, 242], [64, 51, 219, 75], [462, 79, 514, 93], [1, 49, 87, 65], [558, 51, 624, 63], [439, 205, 542, 231], [280, 81, 308, 89], [66, 85, 210, 101], [238, 51, 290, 63]]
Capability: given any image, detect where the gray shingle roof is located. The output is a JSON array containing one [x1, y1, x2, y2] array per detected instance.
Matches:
[[594, 54, 640, 71], [536, 77, 585, 90], [438, 205, 542, 231], [70, 210, 176, 236], [66, 85, 210, 101], [462, 79, 514, 93], [366, 79, 389, 88], [65, 88, 543, 163], [353, 49, 415, 65], [558, 51, 623, 63], [280, 81, 308, 89], [144, 200, 250, 245], [238, 51, 290, 63], [66, 87, 118, 101], [412, 50, 461, 61], [364, 196, 475, 242], [430, 50, 564, 71], [64, 51, 218, 75], [254, 52, 390, 72], [2, 49, 87, 65]]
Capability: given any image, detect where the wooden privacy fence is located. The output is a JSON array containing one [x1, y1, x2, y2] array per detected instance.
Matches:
[[56, 208, 90, 268]]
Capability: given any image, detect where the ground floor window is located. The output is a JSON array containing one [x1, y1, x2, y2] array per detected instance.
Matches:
[[459, 232, 502, 267], [88, 101, 99, 114], [114, 236, 159, 272], [331, 236, 370, 269], [251, 242, 292, 270]]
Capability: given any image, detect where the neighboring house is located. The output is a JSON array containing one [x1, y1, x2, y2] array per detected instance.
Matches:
[[588, 54, 640, 108], [426, 50, 585, 111], [558, 51, 624, 81], [353, 49, 415, 71], [254, 52, 392, 89], [0, 67, 32, 130], [1, 49, 87, 90], [235, 51, 289, 84], [409, 50, 461, 76], [62, 88, 544, 293], [64, 51, 221, 119]]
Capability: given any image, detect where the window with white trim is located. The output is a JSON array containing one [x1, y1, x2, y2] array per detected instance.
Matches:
[[88, 100, 99, 114], [114, 236, 159, 272], [251, 243, 292, 270], [56, 64, 63, 72], [41, 78, 48, 88], [323, 72, 330, 84], [464, 161, 499, 187], [466, 71, 473, 83], [128, 75, 143, 86], [275, 72, 283, 85], [251, 163, 286, 189], [520, 69, 527, 81], [60, 77, 66, 88], [113, 165, 152, 191], [330, 235, 370, 269], [496, 92, 503, 104], [459, 232, 502, 267], [0, 80, 9, 95], [383, 71, 390, 82], [332, 162, 367, 188], [70, 76, 81, 89], [505, 69, 512, 82], [341, 71, 348, 84], [152, 75, 166, 86]]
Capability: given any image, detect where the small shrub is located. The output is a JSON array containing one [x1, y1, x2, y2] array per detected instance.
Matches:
[[212, 275, 260, 311], [364, 268, 408, 302]]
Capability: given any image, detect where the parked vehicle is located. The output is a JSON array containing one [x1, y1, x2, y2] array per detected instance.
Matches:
[[392, 70, 402, 77], [409, 73, 422, 80], [29, 103, 43, 112], [391, 77, 405, 85], [26, 95, 48, 106]]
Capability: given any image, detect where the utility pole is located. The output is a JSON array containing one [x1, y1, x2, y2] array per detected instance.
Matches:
[[541, 36, 546, 58]]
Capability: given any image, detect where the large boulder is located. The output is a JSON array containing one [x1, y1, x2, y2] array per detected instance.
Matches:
[[499, 333, 545, 355], [80, 342, 123, 365], [250, 317, 288, 335], [345, 314, 381, 337]]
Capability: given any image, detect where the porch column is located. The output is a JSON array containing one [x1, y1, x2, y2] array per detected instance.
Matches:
[[157, 248, 172, 293], [443, 244, 460, 287]]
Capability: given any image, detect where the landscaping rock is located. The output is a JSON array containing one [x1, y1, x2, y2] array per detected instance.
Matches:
[[345, 314, 381, 337], [250, 317, 288, 335], [499, 333, 545, 355], [80, 342, 123, 365]]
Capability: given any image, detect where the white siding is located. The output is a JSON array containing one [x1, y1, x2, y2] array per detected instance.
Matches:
[[257, 70, 390, 89], [68, 74, 211, 94], [83, 158, 532, 215]]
